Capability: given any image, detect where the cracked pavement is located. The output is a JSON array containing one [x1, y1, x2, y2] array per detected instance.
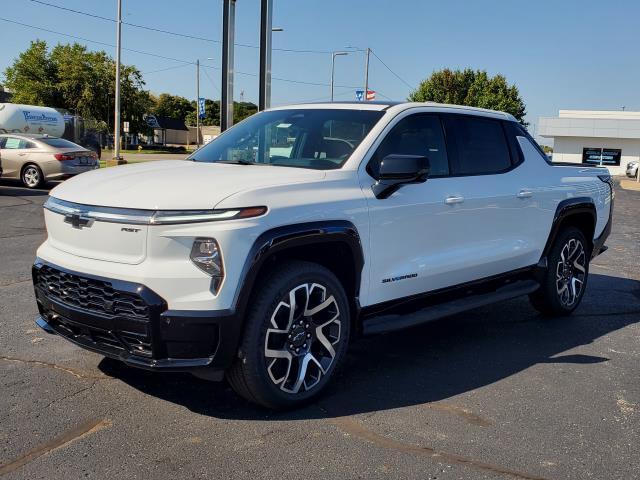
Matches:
[[0, 180, 639, 479]]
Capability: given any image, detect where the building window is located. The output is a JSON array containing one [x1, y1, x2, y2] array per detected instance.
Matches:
[[582, 148, 621, 166]]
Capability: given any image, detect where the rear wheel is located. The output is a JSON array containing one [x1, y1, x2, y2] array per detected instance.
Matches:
[[530, 226, 590, 316], [227, 261, 350, 409], [21, 164, 44, 189]]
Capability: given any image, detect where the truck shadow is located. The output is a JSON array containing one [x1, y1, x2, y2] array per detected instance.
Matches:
[[0, 182, 57, 196], [98, 272, 640, 420]]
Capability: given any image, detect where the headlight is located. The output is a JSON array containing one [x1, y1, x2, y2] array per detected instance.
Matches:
[[190, 238, 224, 293]]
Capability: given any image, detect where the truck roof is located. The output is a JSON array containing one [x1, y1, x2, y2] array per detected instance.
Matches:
[[269, 101, 518, 122]]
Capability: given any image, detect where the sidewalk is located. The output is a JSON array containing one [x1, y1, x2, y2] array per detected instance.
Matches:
[[619, 179, 640, 191]]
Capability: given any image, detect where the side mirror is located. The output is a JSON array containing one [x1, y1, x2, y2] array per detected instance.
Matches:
[[372, 154, 430, 199]]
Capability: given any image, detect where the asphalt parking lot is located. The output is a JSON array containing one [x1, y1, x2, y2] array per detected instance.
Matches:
[[1, 180, 638, 480]]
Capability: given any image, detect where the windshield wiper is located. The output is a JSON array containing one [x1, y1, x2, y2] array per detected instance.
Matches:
[[216, 159, 256, 165]]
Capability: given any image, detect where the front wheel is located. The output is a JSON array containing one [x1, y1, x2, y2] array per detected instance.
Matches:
[[530, 226, 590, 316], [227, 261, 350, 409]]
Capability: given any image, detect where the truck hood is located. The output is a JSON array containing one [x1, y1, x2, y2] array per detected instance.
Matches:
[[50, 160, 326, 209]]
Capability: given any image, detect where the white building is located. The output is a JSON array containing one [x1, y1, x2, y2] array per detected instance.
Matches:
[[538, 110, 640, 175]]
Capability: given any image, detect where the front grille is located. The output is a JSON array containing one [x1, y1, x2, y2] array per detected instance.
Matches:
[[36, 265, 150, 320]]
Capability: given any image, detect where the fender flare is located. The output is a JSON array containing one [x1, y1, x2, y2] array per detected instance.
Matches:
[[540, 197, 596, 263], [231, 220, 365, 319]]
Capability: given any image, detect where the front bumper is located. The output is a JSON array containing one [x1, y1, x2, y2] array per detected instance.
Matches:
[[33, 260, 242, 377]]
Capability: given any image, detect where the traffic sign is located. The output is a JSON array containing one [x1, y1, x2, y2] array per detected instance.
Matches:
[[355, 90, 376, 101]]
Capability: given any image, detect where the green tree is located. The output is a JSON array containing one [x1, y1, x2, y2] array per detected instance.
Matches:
[[118, 64, 153, 135], [185, 98, 220, 126], [3, 40, 59, 106], [152, 93, 194, 122], [234, 101, 258, 124], [408, 68, 527, 125], [184, 99, 257, 126], [3, 40, 152, 134]]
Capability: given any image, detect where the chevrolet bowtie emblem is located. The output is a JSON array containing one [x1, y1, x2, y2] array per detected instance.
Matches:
[[64, 213, 93, 229]]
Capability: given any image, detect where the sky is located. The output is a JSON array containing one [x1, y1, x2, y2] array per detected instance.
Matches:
[[0, 0, 638, 142]]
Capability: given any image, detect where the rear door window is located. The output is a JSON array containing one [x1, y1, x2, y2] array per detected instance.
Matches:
[[444, 116, 512, 175]]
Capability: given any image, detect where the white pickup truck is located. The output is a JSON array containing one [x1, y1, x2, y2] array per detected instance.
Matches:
[[33, 102, 613, 409]]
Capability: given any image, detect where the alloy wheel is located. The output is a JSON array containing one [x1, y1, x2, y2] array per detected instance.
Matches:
[[23, 167, 40, 188], [264, 283, 341, 394], [555, 238, 586, 308]]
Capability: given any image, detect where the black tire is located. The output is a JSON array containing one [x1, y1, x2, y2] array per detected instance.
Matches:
[[530, 226, 590, 316], [227, 261, 351, 409], [21, 164, 44, 189]]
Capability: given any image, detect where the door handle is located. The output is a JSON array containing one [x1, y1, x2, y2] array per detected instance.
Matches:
[[18, 153, 27, 156], [517, 189, 533, 199], [444, 195, 465, 205]]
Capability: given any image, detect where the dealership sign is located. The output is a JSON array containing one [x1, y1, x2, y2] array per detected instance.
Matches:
[[582, 147, 622, 166], [198, 97, 206, 119], [145, 114, 161, 129]]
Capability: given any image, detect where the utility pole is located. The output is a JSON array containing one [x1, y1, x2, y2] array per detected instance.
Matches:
[[259, 0, 273, 111], [221, 0, 236, 132], [196, 59, 200, 148], [111, 0, 123, 165], [363, 47, 370, 102], [330, 51, 348, 101]]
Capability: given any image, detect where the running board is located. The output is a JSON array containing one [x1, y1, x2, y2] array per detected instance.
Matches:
[[362, 279, 540, 335]]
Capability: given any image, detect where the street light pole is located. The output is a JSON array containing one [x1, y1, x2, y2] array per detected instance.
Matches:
[[221, 0, 236, 132], [259, 0, 273, 111], [196, 59, 200, 148], [112, 0, 123, 164], [330, 52, 348, 101]]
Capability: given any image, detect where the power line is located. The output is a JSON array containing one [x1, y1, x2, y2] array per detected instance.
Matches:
[[201, 67, 220, 94], [0, 17, 193, 64], [370, 49, 416, 91], [143, 64, 193, 75], [28, 0, 332, 54], [24, 2, 418, 96], [200, 63, 361, 89], [0, 16, 358, 90]]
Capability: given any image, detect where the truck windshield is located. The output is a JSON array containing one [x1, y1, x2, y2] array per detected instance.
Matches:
[[189, 109, 385, 170]]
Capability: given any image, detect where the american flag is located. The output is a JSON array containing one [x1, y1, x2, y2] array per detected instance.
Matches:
[[366, 90, 376, 101]]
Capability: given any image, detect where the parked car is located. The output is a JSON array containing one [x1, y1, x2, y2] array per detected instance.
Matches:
[[32, 102, 613, 409], [626, 160, 638, 178], [0, 134, 98, 188]]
